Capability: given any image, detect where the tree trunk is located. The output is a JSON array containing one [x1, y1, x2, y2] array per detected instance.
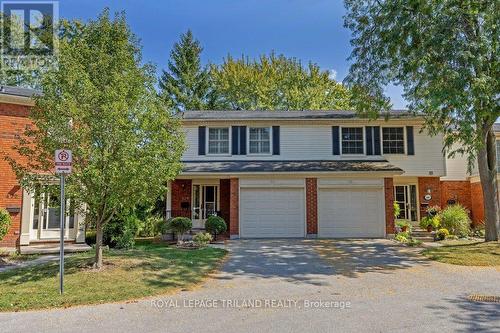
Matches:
[[94, 222, 104, 269], [477, 125, 499, 241]]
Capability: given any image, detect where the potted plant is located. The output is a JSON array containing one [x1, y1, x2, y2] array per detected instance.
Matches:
[[396, 219, 411, 233], [426, 205, 441, 217], [205, 215, 227, 241]]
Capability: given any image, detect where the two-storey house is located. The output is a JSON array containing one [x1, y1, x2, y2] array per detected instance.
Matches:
[[166, 110, 448, 239]]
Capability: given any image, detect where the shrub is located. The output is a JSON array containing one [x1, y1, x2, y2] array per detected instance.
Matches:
[[103, 214, 140, 249], [438, 204, 471, 237], [85, 230, 96, 245], [393, 201, 401, 219], [436, 228, 449, 241], [470, 223, 485, 238], [193, 232, 213, 247], [168, 217, 192, 243], [138, 215, 164, 237], [419, 216, 440, 230], [205, 215, 227, 238], [0, 209, 12, 241]]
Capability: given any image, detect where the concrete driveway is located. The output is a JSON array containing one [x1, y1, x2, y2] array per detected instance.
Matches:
[[1, 239, 499, 333]]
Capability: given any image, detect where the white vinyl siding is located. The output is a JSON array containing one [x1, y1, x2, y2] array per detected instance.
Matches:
[[208, 127, 229, 154], [182, 122, 446, 177]]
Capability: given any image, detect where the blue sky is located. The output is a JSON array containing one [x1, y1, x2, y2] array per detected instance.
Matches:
[[61, 0, 407, 108]]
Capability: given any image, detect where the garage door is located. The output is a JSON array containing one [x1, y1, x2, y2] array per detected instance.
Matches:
[[318, 188, 384, 238], [240, 188, 305, 238]]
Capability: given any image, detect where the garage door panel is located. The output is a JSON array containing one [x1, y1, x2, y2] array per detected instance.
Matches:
[[318, 188, 384, 238], [240, 188, 305, 238]]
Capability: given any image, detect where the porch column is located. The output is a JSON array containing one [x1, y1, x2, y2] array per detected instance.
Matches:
[[229, 178, 239, 239], [19, 188, 31, 246], [384, 178, 395, 235], [166, 181, 172, 219], [305, 178, 318, 237]]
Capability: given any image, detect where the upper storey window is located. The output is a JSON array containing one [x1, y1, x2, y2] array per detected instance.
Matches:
[[208, 127, 229, 154], [382, 127, 405, 154], [249, 127, 271, 154], [341, 127, 364, 154]]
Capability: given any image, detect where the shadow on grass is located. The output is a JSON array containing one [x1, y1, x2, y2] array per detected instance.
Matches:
[[216, 239, 429, 285], [426, 295, 500, 332]]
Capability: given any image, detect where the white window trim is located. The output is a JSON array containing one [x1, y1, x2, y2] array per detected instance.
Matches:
[[381, 126, 406, 155], [206, 127, 231, 156], [340, 126, 365, 156], [247, 126, 272, 156]]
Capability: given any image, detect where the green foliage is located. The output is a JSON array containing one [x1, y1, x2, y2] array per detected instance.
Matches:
[[436, 228, 450, 241], [85, 230, 96, 245], [205, 215, 227, 236], [396, 219, 412, 232], [7, 10, 185, 266], [344, 0, 499, 239], [159, 30, 211, 111], [137, 215, 164, 237], [103, 214, 140, 249], [439, 205, 471, 237], [193, 232, 213, 247], [0, 208, 12, 241], [167, 217, 192, 242], [393, 201, 401, 219], [419, 216, 441, 230], [395, 232, 409, 243], [210, 53, 351, 110], [471, 224, 486, 238]]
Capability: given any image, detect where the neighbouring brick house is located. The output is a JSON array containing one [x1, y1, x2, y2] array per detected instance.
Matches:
[[0, 86, 85, 251]]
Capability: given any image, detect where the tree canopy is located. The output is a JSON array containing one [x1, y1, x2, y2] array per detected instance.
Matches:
[[344, 0, 499, 240], [210, 53, 351, 110], [159, 30, 211, 112], [9, 9, 185, 267]]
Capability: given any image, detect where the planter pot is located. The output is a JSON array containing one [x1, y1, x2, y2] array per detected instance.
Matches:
[[426, 225, 433, 232], [401, 226, 409, 232]]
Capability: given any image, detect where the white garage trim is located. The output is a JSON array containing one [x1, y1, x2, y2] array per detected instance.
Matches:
[[239, 180, 306, 238]]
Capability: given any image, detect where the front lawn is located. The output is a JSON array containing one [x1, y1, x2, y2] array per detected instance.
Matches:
[[422, 241, 500, 266], [0, 239, 227, 311]]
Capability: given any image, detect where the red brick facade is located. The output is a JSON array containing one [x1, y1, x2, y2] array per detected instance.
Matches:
[[470, 181, 485, 225], [417, 177, 442, 218], [0, 102, 32, 248], [305, 178, 318, 235], [384, 178, 395, 234], [219, 179, 231, 231], [229, 178, 239, 237], [440, 180, 472, 213], [170, 179, 192, 218]]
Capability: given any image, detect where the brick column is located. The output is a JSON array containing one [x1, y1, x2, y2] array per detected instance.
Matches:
[[384, 178, 395, 235], [306, 178, 318, 235], [229, 178, 239, 238]]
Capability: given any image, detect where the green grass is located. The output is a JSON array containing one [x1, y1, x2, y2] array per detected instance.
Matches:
[[0, 239, 227, 311], [422, 240, 500, 266]]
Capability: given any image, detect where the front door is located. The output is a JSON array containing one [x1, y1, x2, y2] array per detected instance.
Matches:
[[192, 185, 219, 228], [394, 185, 418, 222]]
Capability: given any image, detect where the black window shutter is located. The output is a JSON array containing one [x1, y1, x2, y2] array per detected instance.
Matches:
[[366, 127, 373, 155], [332, 126, 340, 155], [231, 126, 239, 155], [198, 126, 206, 155], [373, 126, 381, 155], [406, 126, 415, 155], [239, 126, 247, 155], [272, 126, 280, 155]]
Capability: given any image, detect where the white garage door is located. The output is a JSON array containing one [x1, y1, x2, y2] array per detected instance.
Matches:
[[318, 188, 385, 238], [240, 188, 305, 238]]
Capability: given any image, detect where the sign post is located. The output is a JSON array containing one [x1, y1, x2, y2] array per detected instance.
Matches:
[[55, 149, 72, 294]]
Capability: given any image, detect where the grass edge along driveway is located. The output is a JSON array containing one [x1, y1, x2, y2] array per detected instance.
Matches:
[[0, 240, 227, 312], [422, 240, 500, 266]]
